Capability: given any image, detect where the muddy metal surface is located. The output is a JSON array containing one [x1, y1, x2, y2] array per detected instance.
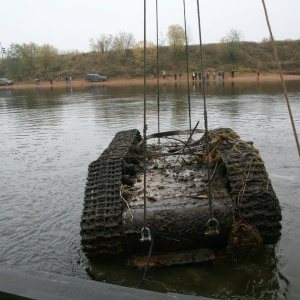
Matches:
[[80, 128, 282, 262]]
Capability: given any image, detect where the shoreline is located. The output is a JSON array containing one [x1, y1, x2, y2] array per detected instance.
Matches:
[[1, 74, 300, 90]]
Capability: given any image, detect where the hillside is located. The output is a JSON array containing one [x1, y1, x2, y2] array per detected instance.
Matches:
[[1, 40, 299, 82]]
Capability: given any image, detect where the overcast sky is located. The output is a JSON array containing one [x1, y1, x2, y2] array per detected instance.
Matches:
[[1, 0, 299, 53]]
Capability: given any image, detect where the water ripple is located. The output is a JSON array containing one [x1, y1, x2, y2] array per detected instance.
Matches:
[[0, 83, 299, 298]]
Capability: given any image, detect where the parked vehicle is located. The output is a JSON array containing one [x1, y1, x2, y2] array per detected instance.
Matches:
[[85, 74, 107, 82], [0, 78, 13, 85]]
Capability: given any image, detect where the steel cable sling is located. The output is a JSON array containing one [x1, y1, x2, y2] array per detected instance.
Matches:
[[183, 0, 192, 130], [196, 0, 219, 235], [140, 0, 153, 285], [141, 0, 151, 244], [156, 0, 161, 144]]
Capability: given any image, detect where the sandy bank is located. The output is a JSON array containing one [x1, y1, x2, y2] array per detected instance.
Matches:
[[1, 74, 300, 90]]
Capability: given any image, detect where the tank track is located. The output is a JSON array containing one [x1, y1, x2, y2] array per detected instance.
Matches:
[[80, 129, 142, 257], [206, 128, 282, 244], [81, 128, 281, 258]]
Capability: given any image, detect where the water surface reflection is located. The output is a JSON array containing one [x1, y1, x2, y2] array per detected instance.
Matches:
[[0, 80, 299, 299]]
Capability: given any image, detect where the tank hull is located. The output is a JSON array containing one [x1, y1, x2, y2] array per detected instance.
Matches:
[[80, 128, 282, 262]]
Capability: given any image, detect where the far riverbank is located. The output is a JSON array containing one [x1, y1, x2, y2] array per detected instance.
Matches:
[[1, 74, 300, 90]]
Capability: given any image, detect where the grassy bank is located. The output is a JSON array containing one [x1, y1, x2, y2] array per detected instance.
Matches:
[[1, 39, 300, 83]]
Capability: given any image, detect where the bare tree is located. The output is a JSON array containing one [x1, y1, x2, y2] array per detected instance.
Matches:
[[89, 34, 114, 53], [112, 32, 135, 52], [219, 29, 244, 63], [221, 29, 244, 43]]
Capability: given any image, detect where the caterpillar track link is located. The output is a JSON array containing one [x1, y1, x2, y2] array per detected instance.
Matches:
[[206, 128, 282, 244], [80, 129, 142, 257]]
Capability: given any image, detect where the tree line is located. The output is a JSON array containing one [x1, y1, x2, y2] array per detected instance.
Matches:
[[1, 26, 299, 83]]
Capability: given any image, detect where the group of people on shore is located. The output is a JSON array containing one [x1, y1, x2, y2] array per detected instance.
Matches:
[[34, 75, 73, 86], [164, 70, 261, 81], [191, 71, 225, 80], [168, 70, 226, 81]]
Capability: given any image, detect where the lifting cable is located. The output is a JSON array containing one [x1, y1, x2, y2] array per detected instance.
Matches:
[[196, 0, 219, 235], [261, 0, 300, 158], [139, 0, 153, 284], [140, 0, 151, 244], [183, 0, 192, 130], [139, 1, 152, 285], [156, 0, 161, 144]]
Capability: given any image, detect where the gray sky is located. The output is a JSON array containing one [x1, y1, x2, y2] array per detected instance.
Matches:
[[1, 0, 299, 53]]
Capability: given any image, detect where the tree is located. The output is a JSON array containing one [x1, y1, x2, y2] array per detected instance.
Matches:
[[112, 32, 135, 52], [132, 41, 156, 74], [5, 43, 22, 76], [15, 42, 39, 77], [221, 29, 244, 43], [166, 24, 186, 69], [90, 34, 114, 53], [166, 24, 186, 48], [219, 29, 244, 63], [38, 44, 59, 74], [261, 37, 271, 43]]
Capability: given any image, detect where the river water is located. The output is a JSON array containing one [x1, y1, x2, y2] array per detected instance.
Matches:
[[0, 79, 299, 299]]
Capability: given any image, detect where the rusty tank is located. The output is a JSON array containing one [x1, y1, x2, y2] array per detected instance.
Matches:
[[80, 128, 282, 265]]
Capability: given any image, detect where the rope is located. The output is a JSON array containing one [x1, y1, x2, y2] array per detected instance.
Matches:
[[196, 0, 219, 234], [261, 0, 300, 158], [120, 185, 134, 221], [183, 0, 192, 130]]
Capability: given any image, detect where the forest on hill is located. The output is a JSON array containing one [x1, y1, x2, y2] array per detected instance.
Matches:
[[1, 31, 299, 83]]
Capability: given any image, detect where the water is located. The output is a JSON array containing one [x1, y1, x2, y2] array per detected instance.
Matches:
[[0, 80, 299, 299]]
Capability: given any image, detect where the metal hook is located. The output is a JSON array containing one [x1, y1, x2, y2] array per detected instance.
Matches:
[[205, 218, 220, 236], [140, 227, 152, 242]]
